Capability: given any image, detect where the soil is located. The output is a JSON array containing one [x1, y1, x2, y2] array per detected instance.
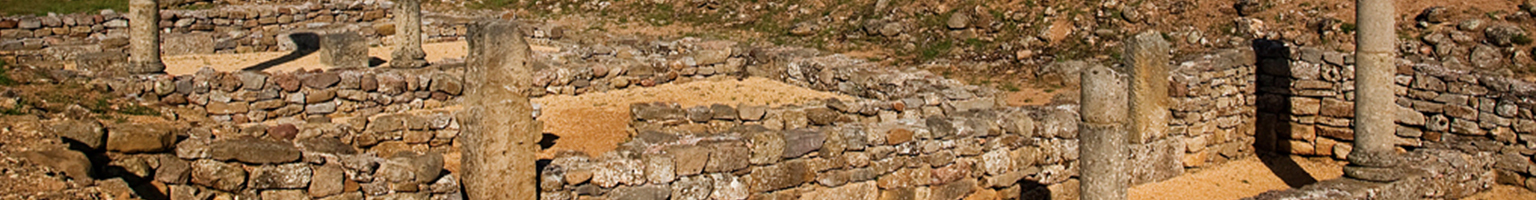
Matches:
[[530, 77, 853, 159], [1130, 155, 1347, 200], [1463, 184, 1536, 200]]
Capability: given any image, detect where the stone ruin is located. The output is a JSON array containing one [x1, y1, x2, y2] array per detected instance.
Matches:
[[4, 0, 1536, 199]]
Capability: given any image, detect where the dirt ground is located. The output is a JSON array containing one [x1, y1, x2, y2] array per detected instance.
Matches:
[[530, 77, 853, 159], [1130, 155, 1347, 200]]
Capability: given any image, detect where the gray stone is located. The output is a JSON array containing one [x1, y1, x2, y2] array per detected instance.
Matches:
[[191, 159, 247, 191], [46, 119, 105, 150], [672, 176, 713, 200], [710, 104, 737, 120], [705, 141, 750, 172], [209, 137, 302, 164], [782, 128, 827, 158], [319, 32, 368, 68], [749, 131, 785, 165], [1485, 24, 1528, 47], [686, 106, 713, 122], [806, 107, 841, 125], [156, 156, 191, 184], [162, 32, 215, 56], [250, 163, 313, 189], [106, 123, 176, 153], [644, 154, 676, 184], [746, 160, 811, 193]]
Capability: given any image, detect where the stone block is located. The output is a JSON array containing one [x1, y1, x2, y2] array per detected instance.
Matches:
[[318, 31, 368, 69], [162, 32, 215, 56]]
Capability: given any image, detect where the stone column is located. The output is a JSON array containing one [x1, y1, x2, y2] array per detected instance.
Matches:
[[459, 21, 540, 200], [1080, 65, 1129, 200], [1125, 31, 1171, 144], [389, 0, 427, 68], [1344, 0, 1401, 182], [128, 0, 164, 74]]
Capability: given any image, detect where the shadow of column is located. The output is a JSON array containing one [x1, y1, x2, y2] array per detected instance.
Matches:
[[241, 33, 321, 71], [1251, 39, 1321, 188]]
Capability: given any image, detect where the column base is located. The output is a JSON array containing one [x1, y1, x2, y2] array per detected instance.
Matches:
[[128, 61, 165, 74], [390, 51, 427, 68], [1346, 150, 1399, 168], [1343, 165, 1403, 182]]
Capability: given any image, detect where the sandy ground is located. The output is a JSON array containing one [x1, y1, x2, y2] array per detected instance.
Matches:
[[1463, 184, 1536, 200], [530, 77, 853, 158], [161, 41, 560, 75], [1130, 155, 1347, 200]]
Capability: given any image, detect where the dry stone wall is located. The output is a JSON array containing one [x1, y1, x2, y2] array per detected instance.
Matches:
[[84, 31, 1276, 198], [1257, 43, 1536, 193], [0, 0, 471, 58], [90, 66, 467, 199], [1166, 48, 1259, 173]]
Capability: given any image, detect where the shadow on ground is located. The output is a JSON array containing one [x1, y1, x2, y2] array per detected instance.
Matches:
[[242, 33, 320, 71]]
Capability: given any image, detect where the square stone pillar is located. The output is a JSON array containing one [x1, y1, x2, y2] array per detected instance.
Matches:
[[459, 21, 540, 200], [318, 32, 368, 69]]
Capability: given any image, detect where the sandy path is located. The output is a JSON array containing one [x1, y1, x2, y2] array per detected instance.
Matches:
[[1130, 156, 1346, 200], [161, 41, 559, 75], [531, 77, 854, 158]]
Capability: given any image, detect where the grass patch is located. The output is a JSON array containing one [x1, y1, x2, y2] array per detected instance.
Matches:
[[921, 40, 954, 61], [0, 0, 127, 16], [468, 0, 519, 10], [0, 61, 16, 86]]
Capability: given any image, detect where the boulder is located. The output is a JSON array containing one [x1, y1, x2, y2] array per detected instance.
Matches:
[[46, 119, 105, 150], [106, 123, 177, 153], [210, 137, 302, 164], [15, 149, 93, 180], [191, 159, 247, 191]]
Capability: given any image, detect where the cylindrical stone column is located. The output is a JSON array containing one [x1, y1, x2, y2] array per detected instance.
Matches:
[[389, 0, 427, 68], [1344, 0, 1401, 182], [1080, 65, 1129, 200], [459, 21, 540, 200], [128, 0, 164, 74]]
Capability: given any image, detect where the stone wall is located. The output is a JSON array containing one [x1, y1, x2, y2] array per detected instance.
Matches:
[[1165, 48, 1259, 173], [84, 66, 468, 199], [1257, 42, 1536, 193], [82, 33, 1276, 199], [0, 0, 472, 59]]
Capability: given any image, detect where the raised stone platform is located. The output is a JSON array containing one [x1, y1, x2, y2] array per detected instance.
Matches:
[[1244, 149, 1494, 200]]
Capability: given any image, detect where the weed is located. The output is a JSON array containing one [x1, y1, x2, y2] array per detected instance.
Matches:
[[117, 104, 160, 116], [0, 0, 126, 16], [0, 61, 15, 86], [1340, 23, 1357, 33], [1515, 34, 1534, 45], [921, 40, 954, 61]]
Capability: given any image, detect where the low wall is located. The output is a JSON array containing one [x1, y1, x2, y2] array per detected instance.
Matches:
[[1254, 42, 1536, 196], [0, 0, 478, 66]]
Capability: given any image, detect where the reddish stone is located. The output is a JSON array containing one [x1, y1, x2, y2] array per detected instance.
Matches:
[[268, 124, 298, 141]]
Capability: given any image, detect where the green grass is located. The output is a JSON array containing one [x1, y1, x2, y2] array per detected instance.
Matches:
[[921, 40, 953, 61], [0, 61, 15, 86], [0, 0, 127, 16], [468, 0, 519, 10]]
